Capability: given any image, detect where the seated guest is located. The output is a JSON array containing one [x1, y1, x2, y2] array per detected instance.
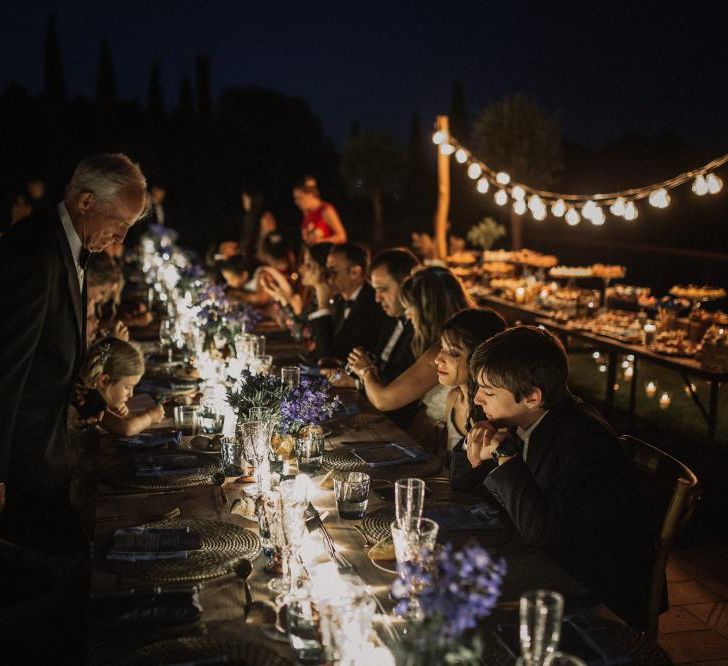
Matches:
[[467, 326, 654, 629], [434, 308, 506, 478], [79, 338, 164, 437], [86, 253, 128, 343], [307, 243, 387, 362], [347, 266, 474, 435]]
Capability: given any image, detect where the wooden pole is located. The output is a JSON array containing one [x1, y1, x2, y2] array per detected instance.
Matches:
[[433, 115, 450, 260]]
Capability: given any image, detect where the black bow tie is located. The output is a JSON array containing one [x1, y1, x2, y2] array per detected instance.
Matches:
[[80, 248, 92, 270]]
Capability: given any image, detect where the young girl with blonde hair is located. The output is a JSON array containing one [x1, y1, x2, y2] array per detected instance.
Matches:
[[79, 338, 164, 436]]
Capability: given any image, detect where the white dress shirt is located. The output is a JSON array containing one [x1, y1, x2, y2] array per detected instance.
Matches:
[[379, 318, 405, 364], [58, 202, 84, 291], [517, 410, 549, 462]]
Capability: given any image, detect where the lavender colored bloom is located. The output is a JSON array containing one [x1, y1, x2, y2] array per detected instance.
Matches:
[[277, 377, 342, 435], [391, 541, 506, 643]]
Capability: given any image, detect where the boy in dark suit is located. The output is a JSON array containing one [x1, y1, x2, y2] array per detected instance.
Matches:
[[467, 326, 655, 630]]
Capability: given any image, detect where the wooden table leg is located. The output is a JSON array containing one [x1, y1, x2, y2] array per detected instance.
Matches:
[[629, 357, 639, 426], [605, 351, 618, 416]]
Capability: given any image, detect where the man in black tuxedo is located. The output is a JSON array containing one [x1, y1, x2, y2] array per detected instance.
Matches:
[[467, 326, 655, 630], [308, 243, 387, 363], [0, 153, 148, 554]]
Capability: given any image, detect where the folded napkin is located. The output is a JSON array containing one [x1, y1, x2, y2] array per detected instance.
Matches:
[[135, 377, 198, 396], [132, 454, 202, 477], [299, 363, 323, 377], [423, 502, 502, 532], [107, 526, 202, 562], [90, 585, 203, 629], [118, 431, 182, 450], [351, 442, 427, 468]]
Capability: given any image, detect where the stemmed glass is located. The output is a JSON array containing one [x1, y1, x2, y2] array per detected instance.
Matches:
[[159, 319, 176, 362], [278, 478, 308, 595], [238, 420, 273, 493], [519, 590, 564, 666], [395, 478, 426, 528]]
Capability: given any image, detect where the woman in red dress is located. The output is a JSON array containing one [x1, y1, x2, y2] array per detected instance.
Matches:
[[293, 176, 347, 245]]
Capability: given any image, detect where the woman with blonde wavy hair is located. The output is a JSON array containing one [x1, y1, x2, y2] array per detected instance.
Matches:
[[347, 266, 475, 426], [79, 338, 164, 436]]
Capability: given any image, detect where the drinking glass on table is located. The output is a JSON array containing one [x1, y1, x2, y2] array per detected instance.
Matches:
[[334, 472, 370, 519], [173, 405, 199, 435], [390, 517, 439, 573], [519, 590, 564, 666], [281, 366, 301, 388], [395, 478, 426, 527], [287, 591, 325, 663], [295, 432, 325, 474], [255, 354, 273, 375], [159, 319, 175, 362]]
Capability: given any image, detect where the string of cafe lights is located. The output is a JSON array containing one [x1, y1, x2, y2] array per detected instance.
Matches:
[[432, 130, 727, 226]]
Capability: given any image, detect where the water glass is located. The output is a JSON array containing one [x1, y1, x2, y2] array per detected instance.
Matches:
[[395, 478, 426, 527], [198, 403, 224, 434], [281, 365, 301, 388], [219, 436, 243, 475], [390, 517, 439, 571], [334, 472, 370, 520], [519, 590, 564, 666], [287, 594, 324, 663], [173, 405, 199, 435], [295, 432, 325, 474], [255, 354, 274, 374]]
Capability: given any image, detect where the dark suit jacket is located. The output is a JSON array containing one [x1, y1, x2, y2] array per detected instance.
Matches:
[[484, 397, 654, 629], [0, 210, 85, 502], [308, 282, 387, 362], [374, 317, 419, 429]]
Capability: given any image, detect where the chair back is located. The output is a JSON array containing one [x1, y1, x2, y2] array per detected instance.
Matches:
[[621, 435, 700, 639]]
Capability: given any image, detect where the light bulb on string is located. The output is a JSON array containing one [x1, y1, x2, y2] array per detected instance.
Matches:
[[511, 185, 526, 201], [432, 131, 447, 145], [439, 143, 455, 156], [476, 178, 489, 194], [582, 200, 597, 221], [706, 173, 724, 194], [513, 199, 527, 215], [590, 206, 606, 225], [532, 203, 547, 221], [623, 201, 639, 220], [467, 163, 482, 179], [455, 149, 468, 164], [692, 174, 709, 196], [565, 207, 581, 226], [648, 188, 670, 208], [494, 189, 508, 206], [610, 198, 626, 216], [527, 194, 543, 212], [551, 199, 566, 217], [496, 171, 511, 185]]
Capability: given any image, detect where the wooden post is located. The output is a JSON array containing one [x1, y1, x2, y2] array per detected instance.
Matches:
[[433, 115, 450, 260]]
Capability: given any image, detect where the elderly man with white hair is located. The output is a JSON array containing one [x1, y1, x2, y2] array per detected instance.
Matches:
[[0, 153, 147, 555]]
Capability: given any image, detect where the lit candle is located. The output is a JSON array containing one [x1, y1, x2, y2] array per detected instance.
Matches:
[[624, 365, 634, 380], [659, 392, 671, 410], [515, 287, 526, 304], [645, 381, 657, 399], [643, 323, 657, 346]]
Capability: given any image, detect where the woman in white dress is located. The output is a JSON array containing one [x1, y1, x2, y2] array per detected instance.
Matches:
[[347, 266, 475, 445]]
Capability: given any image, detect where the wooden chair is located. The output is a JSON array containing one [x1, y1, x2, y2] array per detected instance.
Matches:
[[621, 435, 700, 639]]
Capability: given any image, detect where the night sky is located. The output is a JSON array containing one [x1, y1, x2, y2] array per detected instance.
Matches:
[[2, 0, 727, 150]]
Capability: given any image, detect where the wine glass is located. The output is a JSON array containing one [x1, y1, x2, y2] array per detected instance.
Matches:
[[159, 319, 175, 362], [519, 590, 564, 666]]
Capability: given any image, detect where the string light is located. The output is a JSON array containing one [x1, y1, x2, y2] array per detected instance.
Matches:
[[648, 188, 670, 208], [623, 201, 639, 220], [513, 199, 527, 215], [707, 173, 724, 194], [494, 189, 508, 206], [565, 207, 581, 226], [551, 199, 566, 217], [589, 206, 606, 225], [610, 197, 626, 217], [434, 128, 728, 226], [692, 174, 709, 196], [467, 163, 482, 179]]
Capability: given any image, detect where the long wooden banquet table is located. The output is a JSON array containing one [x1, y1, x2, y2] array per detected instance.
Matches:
[[86, 325, 669, 665]]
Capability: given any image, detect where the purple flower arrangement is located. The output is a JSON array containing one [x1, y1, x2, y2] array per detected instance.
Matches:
[[225, 369, 287, 417], [391, 541, 506, 650], [277, 377, 342, 436]]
